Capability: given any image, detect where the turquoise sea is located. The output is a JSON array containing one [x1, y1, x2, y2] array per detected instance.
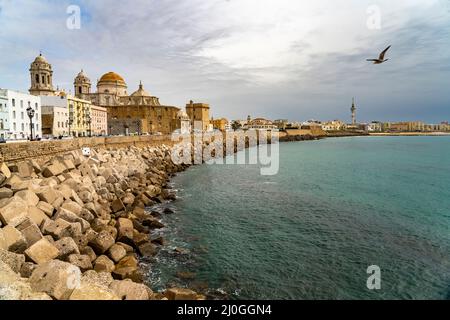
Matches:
[[145, 136, 450, 299]]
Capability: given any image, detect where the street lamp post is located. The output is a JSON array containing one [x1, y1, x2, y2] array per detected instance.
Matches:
[[87, 115, 92, 137], [26, 106, 35, 141]]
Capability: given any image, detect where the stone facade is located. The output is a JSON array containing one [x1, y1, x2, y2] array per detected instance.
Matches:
[[74, 71, 183, 135], [186, 100, 210, 131]]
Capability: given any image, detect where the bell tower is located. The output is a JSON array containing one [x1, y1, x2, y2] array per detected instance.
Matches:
[[74, 69, 91, 99], [29, 52, 55, 96]]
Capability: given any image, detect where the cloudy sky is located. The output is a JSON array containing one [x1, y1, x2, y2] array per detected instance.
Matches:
[[0, 0, 449, 122]]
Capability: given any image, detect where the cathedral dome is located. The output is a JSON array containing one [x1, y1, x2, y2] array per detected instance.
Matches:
[[99, 72, 126, 84], [131, 82, 151, 97]]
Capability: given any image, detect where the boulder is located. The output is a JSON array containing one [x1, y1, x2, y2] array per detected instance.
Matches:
[[80, 246, 97, 262], [0, 249, 25, 273], [0, 197, 28, 227], [61, 200, 83, 216], [94, 255, 115, 273], [69, 283, 119, 300], [78, 190, 93, 203], [0, 261, 51, 300], [112, 255, 142, 282], [0, 187, 13, 199], [36, 186, 57, 204], [109, 280, 150, 300], [16, 219, 43, 247], [28, 207, 48, 226], [0, 162, 12, 179], [165, 287, 200, 300], [41, 218, 71, 239], [24, 238, 60, 264], [52, 196, 64, 210], [107, 244, 127, 263], [81, 270, 114, 288], [37, 201, 55, 217], [42, 164, 64, 178], [54, 237, 80, 260], [29, 259, 81, 300], [67, 254, 93, 272], [137, 242, 157, 257], [89, 230, 115, 254], [16, 162, 34, 178], [0, 225, 27, 253], [111, 198, 125, 213], [20, 261, 37, 278], [116, 218, 134, 243], [14, 190, 39, 207]]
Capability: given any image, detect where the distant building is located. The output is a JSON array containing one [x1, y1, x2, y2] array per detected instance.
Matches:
[[273, 119, 288, 130], [41, 95, 69, 137], [243, 117, 277, 130], [0, 89, 42, 140], [210, 118, 229, 131], [186, 100, 211, 132], [175, 110, 191, 134], [367, 121, 382, 132], [91, 104, 107, 136], [322, 120, 345, 131], [0, 91, 10, 139]]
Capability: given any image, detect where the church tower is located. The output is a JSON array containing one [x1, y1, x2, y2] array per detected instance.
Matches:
[[74, 69, 91, 99], [29, 53, 55, 96], [351, 97, 356, 125]]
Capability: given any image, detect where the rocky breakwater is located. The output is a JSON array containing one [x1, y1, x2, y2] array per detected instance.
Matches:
[[0, 144, 204, 300]]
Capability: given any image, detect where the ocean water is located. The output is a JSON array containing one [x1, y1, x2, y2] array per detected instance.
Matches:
[[145, 136, 450, 300]]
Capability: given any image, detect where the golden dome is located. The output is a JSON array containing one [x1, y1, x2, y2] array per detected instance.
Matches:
[[98, 72, 126, 83]]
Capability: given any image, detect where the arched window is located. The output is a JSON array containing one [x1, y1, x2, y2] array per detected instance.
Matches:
[[78, 87, 82, 94], [35, 74, 39, 83], [42, 75, 45, 84], [47, 75, 50, 84]]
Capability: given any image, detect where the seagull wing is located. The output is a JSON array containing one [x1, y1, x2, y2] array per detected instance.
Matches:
[[379, 45, 391, 60], [366, 59, 377, 62]]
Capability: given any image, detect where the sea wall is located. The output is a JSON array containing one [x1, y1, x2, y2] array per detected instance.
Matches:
[[0, 135, 175, 163]]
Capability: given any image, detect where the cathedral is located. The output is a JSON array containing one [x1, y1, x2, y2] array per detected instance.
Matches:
[[73, 70, 202, 135], [28, 52, 210, 136]]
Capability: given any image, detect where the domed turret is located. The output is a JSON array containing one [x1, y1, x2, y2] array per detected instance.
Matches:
[[29, 52, 55, 96], [97, 71, 127, 97], [74, 69, 91, 98], [131, 81, 151, 97]]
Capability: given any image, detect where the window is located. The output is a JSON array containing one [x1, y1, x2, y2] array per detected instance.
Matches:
[[20, 100, 23, 108], [21, 123, 24, 131], [12, 99, 15, 107], [28, 101, 31, 108], [36, 124, 39, 131], [58, 122, 60, 128], [47, 75, 50, 84], [78, 87, 82, 94], [21, 112, 24, 120], [13, 111, 16, 119], [35, 103, 38, 110], [35, 113, 38, 120], [42, 75, 45, 84]]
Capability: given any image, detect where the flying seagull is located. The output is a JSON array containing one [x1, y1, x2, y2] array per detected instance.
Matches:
[[367, 45, 391, 64]]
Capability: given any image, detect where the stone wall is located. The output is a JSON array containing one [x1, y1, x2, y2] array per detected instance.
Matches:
[[0, 135, 175, 164]]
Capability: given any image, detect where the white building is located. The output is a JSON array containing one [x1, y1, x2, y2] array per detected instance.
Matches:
[[40, 95, 69, 138], [0, 90, 10, 139], [0, 89, 42, 140]]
